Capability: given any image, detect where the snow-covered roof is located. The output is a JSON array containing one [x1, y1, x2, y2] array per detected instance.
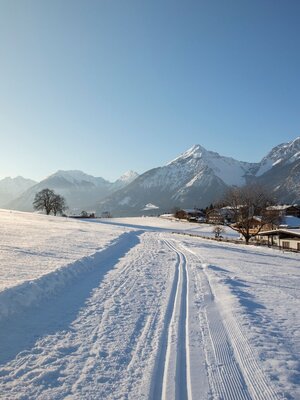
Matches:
[[182, 208, 202, 213], [142, 203, 159, 211], [258, 228, 300, 237], [279, 216, 300, 228], [267, 204, 299, 211]]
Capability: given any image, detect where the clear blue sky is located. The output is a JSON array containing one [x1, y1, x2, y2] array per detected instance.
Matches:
[[0, 0, 299, 181]]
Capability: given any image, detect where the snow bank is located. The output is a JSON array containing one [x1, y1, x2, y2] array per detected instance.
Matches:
[[0, 209, 127, 291], [0, 232, 134, 321]]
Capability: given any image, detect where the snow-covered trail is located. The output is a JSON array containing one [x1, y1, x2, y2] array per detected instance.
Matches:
[[182, 242, 280, 400], [152, 237, 280, 400], [0, 232, 176, 399], [0, 230, 284, 399]]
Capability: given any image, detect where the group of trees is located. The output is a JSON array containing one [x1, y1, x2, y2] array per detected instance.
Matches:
[[174, 183, 279, 244], [33, 188, 67, 216], [221, 184, 279, 243]]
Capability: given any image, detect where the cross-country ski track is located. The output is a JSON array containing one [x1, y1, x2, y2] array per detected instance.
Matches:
[[0, 219, 292, 399]]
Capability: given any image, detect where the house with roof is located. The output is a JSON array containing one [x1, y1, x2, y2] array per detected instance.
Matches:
[[206, 208, 225, 224], [174, 208, 204, 222], [182, 208, 204, 222], [258, 228, 300, 251], [257, 213, 300, 250], [266, 204, 300, 218]]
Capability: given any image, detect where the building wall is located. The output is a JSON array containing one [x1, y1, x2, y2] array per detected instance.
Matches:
[[279, 238, 300, 250]]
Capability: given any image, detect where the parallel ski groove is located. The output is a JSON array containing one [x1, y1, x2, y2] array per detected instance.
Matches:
[[185, 244, 281, 400], [151, 239, 191, 400], [150, 240, 180, 400]]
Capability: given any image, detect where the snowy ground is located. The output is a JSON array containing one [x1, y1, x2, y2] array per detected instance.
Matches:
[[0, 212, 299, 399], [98, 216, 240, 238]]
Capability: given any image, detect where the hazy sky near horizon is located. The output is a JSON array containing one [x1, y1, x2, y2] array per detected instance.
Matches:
[[0, 0, 299, 181]]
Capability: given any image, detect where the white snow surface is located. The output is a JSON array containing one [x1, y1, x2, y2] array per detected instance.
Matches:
[[0, 211, 299, 399], [142, 203, 159, 210], [47, 170, 109, 186], [167, 144, 254, 186], [256, 137, 300, 176], [116, 170, 139, 183]]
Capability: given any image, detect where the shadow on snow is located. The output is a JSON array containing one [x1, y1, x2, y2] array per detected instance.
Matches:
[[0, 230, 143, 365]]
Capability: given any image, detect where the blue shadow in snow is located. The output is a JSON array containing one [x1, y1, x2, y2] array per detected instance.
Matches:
[[0, 230, 142, 365], [224, 277, 266, 316]]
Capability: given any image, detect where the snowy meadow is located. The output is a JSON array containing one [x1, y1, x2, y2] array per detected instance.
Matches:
[[0, 210, 299, 399]]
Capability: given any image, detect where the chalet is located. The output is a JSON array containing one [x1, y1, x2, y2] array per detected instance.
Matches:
[[257, 228, 300, 251], [231, 216, 263, 236], [266, 204, 300, 218], [182, 208, 204, 222], [206, 209, 225, 224]]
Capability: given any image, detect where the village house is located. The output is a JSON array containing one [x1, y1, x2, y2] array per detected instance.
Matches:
[[266, 204, 300, 218], [230, 216, 263, 236], [174, 208, 204, 222], [206, 208, 225, 224], [257, 228, 300, 251], [182, 208, 204, 222]]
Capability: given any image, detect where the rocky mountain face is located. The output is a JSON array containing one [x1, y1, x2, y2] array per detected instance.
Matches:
[[6, 170, 139, 213], [0, 177, 37, 207], [94, 145, 257, 217], [256, 138, 300, 203], [95, 138, 300, 217]]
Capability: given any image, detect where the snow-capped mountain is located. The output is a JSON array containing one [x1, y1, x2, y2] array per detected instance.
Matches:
[[0, 176, 37, 207], [165, 144, 257, 187], [256, 137, 300, 176], [95, 145, 257, 216], [4, 138, 300, 216], [6, 170, 138, 213], [256, 138, 300, 204], [95, 138, 300, 217], [111, 170, 139, 190]]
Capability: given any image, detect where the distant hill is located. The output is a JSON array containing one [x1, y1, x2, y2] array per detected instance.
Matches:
[[0, 177, 37, 207], [6, 170, 138, 213]]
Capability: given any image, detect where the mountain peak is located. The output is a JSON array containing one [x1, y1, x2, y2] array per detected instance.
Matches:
[[0, 176, 37, 207], [117, 170, 139, 183], [257, 136, 300, 176], [167, 144, 207, 165]]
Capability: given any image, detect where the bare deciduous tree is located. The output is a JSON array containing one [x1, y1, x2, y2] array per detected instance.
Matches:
[[33, 188, 67, 216], [223, 184, 279, 244], [213, 225, 225, 238], [52, 194, 67, 216]]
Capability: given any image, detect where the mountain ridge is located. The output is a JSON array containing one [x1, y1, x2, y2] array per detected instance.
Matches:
[[2, 137, 300, 216], [95, 137, 300, 216], [5, 170, 139, 213]]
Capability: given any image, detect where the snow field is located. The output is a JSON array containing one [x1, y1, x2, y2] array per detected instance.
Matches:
[[0, 231, 137, 321], [183, 243, 280, 400], [0, 213, 299, 399], [0, 209, 127, 291], [99, 216, 240, 239], [181, 237, 300, 399], [0, 232, 181, 399]]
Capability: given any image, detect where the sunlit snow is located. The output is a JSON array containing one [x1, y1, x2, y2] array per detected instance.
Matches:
[[0, 210, 299, 399]]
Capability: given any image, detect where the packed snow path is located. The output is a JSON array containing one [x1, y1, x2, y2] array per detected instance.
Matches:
[[0, 230, 287, 399]]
